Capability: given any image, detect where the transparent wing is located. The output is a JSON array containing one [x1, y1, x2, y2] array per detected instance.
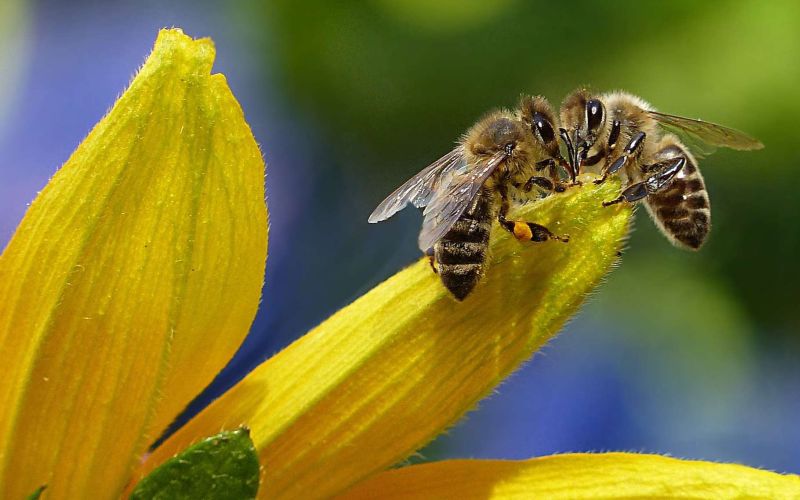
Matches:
[[648, 111, 764, 153], [417, 152, 505, 251], [656, 121, 718, 160], [368, 146, 466, 223]]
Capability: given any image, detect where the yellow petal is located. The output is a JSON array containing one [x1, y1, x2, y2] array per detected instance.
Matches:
[[0, 29, 267, 498], [135, 176, 630, 499], [339, 453, 800, 499]]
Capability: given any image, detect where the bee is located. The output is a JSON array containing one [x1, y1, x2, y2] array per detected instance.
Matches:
[[368, 96, 569, 300], [558, 89, 763, 249]]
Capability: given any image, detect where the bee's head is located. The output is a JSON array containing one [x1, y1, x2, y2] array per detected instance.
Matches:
[[559, 89, 606, 175], [517, 95, 562, 161]]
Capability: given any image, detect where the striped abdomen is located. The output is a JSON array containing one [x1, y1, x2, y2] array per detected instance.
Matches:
[[435, 189, 495, 300], [645, 145, 711, 250]]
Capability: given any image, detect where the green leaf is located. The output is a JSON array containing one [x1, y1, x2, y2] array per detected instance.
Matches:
[[25, 485, 46, 500], [130, 428, 259, 500]]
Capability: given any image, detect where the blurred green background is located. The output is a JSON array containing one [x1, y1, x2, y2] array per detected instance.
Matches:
[[1, 0, 798, 473]]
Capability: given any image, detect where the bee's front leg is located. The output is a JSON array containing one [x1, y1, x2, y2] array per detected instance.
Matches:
[[523, 176, 555, 192], [595, 126, 642, 185], [533, 158, 568, 192], [497, 185, 569, 243]]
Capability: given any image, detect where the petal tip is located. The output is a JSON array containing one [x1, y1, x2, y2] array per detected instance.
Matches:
[[153, 28, 216, 75]]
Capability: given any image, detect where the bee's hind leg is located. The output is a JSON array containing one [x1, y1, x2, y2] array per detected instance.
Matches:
[[498, 187, 569, 243], [603, 156, 686, 207], [501, 218, 570, 243]]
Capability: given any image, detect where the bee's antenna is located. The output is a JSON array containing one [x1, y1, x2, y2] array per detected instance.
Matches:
[[559, 128, 578, 183]]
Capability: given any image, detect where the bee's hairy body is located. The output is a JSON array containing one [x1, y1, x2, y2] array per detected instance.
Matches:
[[431, 112, 563, 300], [598, 93, 711, 249], [434, 187, 496, 300], [369, 96, 566, 300], [560, 90, 760, 250], [370, 88, 761, 299]]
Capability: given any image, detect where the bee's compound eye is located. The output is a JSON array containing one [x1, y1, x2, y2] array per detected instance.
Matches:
[[586, 99, 604, 132], [532, 112, 555, 144]]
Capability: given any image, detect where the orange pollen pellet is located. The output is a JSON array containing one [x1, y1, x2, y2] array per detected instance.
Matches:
[[513, 221, 532, 241]]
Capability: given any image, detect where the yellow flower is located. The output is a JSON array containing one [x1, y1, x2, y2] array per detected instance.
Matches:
[[0, 29, 266, 497], [1, 28, 797, 499], [340, 453, 800, 499]]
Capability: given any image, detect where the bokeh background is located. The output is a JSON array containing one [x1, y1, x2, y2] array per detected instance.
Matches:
[[2, 0, 798, 474]]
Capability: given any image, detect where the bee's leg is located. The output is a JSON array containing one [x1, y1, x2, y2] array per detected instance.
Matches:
[[639, 156, 685, 175], [558, 128, 583, 186], [534, 159, 568, 192], [602, 156, 686, 207], [498, 186, 569, 243], [510, 221, 570, 243], [523, 175, 555, 193], [581, 122, 618, 170], [497, 186, 513, 230], [595, 126, 642, 185], [607, 119, 622, 154], [581, 150, 605, 168], [424, 247, 438, 274]]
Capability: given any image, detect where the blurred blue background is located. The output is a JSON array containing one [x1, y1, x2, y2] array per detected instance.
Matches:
[[1, 0, 798, 474]]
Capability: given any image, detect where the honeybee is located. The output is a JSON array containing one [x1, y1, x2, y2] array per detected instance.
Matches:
[[559, 89, 763, 249], [369, 96, 569, 300]]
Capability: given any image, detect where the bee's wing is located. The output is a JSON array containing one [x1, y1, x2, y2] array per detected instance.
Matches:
[[417, 152, 505, 252], [648, 111, 764, 155], [368, 146, 466, 223], [655, 123, 718, 160]]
